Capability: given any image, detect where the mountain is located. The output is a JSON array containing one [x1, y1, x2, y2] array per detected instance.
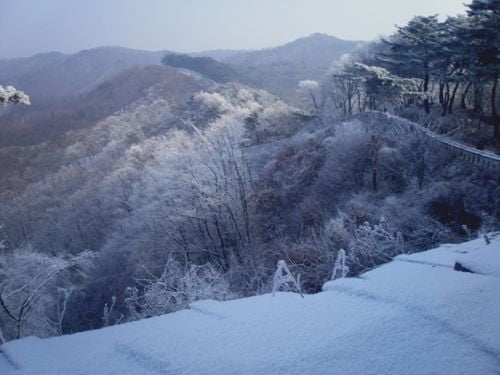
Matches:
[[2, 235, 499, 374], [0, 34, 360, 147], [161, 54, 239, 83], [219, 33, 363, 99], [0, 65, 210, 147], [0, 46, 173, 146], [0, 65, 215, 187], [0, 47, 167, 100], [179, 34, 362, 99], [0, 52, 66, 85], [225, 33, 360, 66], [190, 49, 255, 62]]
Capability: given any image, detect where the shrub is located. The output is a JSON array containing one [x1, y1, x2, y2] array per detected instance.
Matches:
[[125, 260, 233, 320]]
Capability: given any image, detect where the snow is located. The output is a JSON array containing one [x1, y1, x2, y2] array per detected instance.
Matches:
[[1, 234, 500, 374], [395, 233, 500, 276]]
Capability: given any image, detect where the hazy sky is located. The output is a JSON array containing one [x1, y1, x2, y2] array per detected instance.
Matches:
[[0, 0, 468, 59]]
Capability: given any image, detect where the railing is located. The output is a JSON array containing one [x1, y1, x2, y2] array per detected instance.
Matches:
[[351, 111, 500, 171]]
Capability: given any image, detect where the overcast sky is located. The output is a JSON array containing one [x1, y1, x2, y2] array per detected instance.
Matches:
[[0, 0, 468, 59]]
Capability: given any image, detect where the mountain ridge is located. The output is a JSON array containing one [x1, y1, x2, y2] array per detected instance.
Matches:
[[0, 33, 360, 147]]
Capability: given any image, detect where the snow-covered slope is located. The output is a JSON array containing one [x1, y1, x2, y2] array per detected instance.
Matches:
[[1, 235, 499, 374]]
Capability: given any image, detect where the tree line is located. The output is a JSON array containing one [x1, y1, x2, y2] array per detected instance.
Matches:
[[316, 0, 499, 139]]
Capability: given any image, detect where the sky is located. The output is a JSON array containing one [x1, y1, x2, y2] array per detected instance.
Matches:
[[0, 0, 468, 59]]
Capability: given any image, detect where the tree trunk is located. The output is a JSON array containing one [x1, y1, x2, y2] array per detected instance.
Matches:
[[439, 82, 444, 105], [372, 164, 378, 192], [473, 82, 483, 113], [417, 160, 425, 190], [310, 92, 319, 113], [423, 71, 430, 114], [441, 82, 450, 116], [212, 215, 229, 271], [461, 82, 472, 109], [492, 76, 499, 139], [368, 135, 381, 192], [448, 81, 460, 114]]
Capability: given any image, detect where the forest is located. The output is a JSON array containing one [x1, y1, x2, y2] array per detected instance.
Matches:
[[0, 0, 498, 343]]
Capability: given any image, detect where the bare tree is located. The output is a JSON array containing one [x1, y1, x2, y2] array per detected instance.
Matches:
[[0, 249, 93, 341], [298, 80, 320, 114]]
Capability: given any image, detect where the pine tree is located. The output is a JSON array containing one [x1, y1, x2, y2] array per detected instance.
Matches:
[[381, 16, 441, 113], [466, 0, 500, 138], [435, 16, 471, 115]]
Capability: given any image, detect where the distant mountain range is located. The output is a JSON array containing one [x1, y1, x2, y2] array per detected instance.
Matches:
[[0, 65, 212, 147], [197, 33, 362, 98], [0, 47, 169, 100], [0, 33, 361, 147]]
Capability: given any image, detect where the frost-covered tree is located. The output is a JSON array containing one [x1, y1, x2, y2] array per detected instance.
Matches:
[[102, 296, 123, 327], [0, 85, 30, 107], [140, 107, 253, 270], [341, 218, 405, 273], [125, 259, 232, 319], [47, 287, 73, 336], [353, 63, 420, 111], [324, 55, 363, 116], [0, 248, 94, 341], [298, 80, 320, 113], [381, 16, 441, 113]]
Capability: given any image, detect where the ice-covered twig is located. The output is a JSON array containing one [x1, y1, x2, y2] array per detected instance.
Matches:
[[272, 260, 303, 298], [331, 249, 349, 280]]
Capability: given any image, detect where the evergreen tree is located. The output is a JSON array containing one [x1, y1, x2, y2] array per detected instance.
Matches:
[[466, 0, 500, 138], [381, 16, 441, 113], [435, 16, 470, 115]]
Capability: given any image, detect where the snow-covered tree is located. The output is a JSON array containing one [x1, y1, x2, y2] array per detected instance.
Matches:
[[353, 63, 421, 110], [381, 16, 441, 113], [348, 218, 404, 271], [125, 259, 232, 319], [298, 80, 320, 113], [0, 85, 30, 106], [0, 248, 94, 341], [324, 55, 364, 116]]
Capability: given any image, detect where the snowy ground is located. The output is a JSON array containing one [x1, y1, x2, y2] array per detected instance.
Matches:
[[1, 234, 500, 374]]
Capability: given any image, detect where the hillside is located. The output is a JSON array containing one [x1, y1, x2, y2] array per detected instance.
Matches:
[[0, 47, 166, 99], [224, 33, 359, 66], [0, 65, 211, 147], [0, 65, 215, 185], [0, 35, 355, 147], [220, 33, 361, 99], [1, 98, 498, 338], [1, 234, 499, 374], [190, 49, 255, 62], [0, 34, 358, 103], [161, 54, 239, 83], [0, 47, 170, 147], [192, 33, 361, 100]]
